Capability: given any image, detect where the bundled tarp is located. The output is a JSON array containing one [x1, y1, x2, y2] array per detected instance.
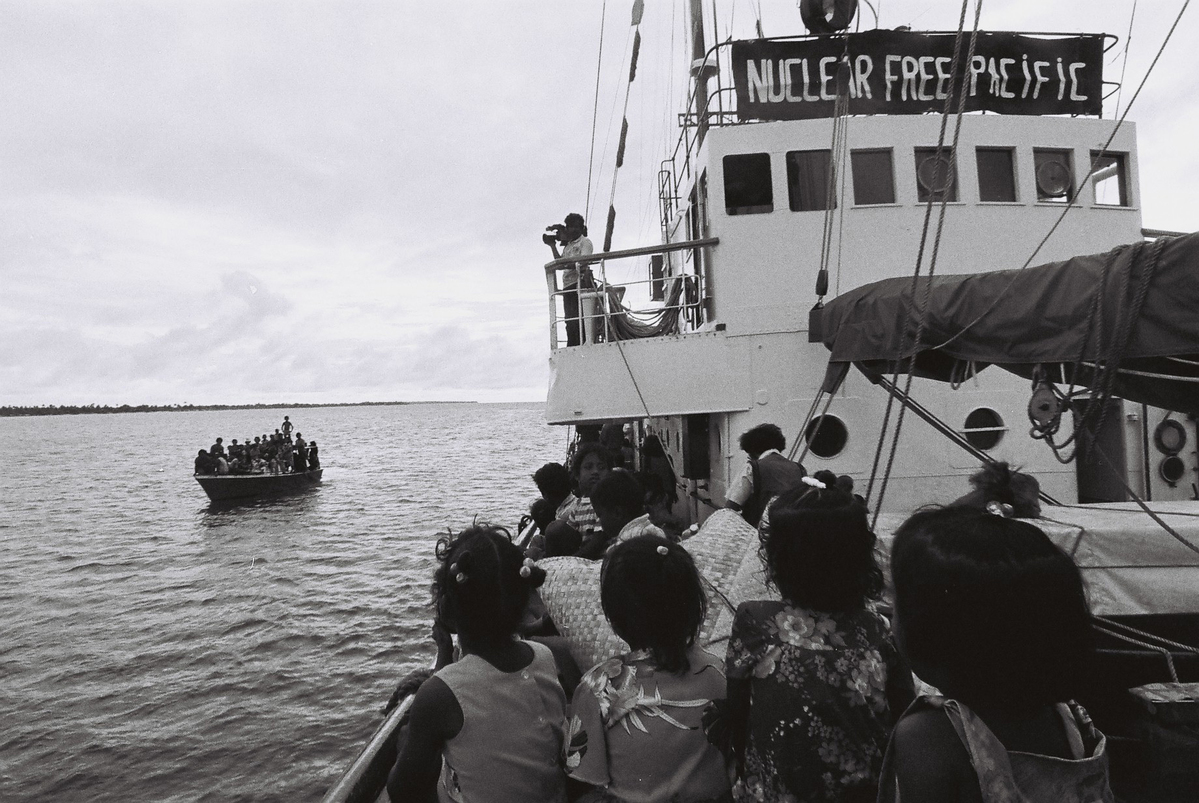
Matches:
[[817, 232, 1199, 413]]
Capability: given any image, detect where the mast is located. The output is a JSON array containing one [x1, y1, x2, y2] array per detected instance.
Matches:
[[688, 0, 716, 143]]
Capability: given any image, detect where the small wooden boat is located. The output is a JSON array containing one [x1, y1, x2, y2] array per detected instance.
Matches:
[[194, 469, 323, 501]]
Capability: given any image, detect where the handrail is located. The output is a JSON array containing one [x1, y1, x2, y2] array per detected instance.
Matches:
[[321, 693, 415, 803], [544, 237, 720, 272]]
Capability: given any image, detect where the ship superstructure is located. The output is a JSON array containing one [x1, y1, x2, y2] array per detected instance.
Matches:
[[544, 20, 1194, 522]]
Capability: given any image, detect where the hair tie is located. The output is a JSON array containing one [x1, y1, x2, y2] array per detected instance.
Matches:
[[801, 476, 827, 490], [656, 544, 669, 556], [986, 500, 1015, 518], [455, 571, 468, 584], [519, 557, 534, 579]]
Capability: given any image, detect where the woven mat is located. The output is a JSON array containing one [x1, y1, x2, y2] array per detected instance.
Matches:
[[538, 510, 780, 672]]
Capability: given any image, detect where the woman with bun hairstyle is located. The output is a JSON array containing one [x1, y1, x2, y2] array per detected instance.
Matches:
[[387, 524, 568, 803], [724, 471, 914, 803]]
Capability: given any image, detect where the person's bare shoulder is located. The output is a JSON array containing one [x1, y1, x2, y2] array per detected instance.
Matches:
[[892, 707, 983, 803]]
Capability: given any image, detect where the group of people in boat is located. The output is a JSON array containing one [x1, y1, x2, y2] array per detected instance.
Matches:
[[193, 415, 320, 476], [387, 421, 1105, 802]]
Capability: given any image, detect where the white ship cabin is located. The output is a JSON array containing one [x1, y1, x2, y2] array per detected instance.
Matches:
[[543, 29, 1195, 522]]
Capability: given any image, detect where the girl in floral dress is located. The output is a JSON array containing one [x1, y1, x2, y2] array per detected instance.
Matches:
[[565, 535, 732, 803], [725, 471, 914, 803]]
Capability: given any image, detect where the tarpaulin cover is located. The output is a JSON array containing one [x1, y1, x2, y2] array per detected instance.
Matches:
[[872, 504, 1199, 617], [818, 232, 1199, 412]]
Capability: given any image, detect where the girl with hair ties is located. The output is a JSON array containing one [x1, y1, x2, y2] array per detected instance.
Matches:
[[565, 535, 732, 803], [387, 525, 568, 803], [724, 471, 915, 803], [880, 506, 1111, 802]]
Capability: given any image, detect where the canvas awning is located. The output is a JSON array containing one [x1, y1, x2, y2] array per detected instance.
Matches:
[[816, 232, 1199, 413]]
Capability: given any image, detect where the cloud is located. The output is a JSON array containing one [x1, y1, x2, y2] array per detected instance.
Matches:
[[1, 0, 1196, 405]]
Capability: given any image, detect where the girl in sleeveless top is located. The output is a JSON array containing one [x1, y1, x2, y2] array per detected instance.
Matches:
[[882, 506, 1113, 803], [388, 525, 567, 803], [723, 471, 914, 803], [565, 535, 732, 803]]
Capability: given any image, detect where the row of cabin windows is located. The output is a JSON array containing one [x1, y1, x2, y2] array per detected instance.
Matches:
[[723, 148, 1130, 214]]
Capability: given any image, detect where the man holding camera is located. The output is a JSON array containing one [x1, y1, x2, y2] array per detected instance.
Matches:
[[544, 212, 593, 346]]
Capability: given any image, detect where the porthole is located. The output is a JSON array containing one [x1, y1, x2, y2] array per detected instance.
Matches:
[[1154, 419, 1187, 455], [1160, 455, 1186, 486], [963, 408, 1006, 450], [804, 415, 848, 458]]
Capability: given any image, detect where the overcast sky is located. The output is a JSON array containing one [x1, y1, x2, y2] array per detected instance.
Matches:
[[1, 1, 1194, 406]]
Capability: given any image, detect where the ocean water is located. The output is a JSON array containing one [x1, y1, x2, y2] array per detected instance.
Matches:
[[0, 403, 565, 802]]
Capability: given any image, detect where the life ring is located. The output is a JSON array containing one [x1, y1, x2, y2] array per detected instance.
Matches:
[[800, 0, 858, 34]]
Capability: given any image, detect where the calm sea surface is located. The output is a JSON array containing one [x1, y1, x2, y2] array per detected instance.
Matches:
[[0, 402, 565, 802]]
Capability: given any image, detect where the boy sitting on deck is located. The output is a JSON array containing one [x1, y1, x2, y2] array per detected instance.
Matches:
[[541, 443, 611, 558]]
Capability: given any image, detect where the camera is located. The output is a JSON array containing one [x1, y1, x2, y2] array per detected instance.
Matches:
[[542, 223, 565, 246]]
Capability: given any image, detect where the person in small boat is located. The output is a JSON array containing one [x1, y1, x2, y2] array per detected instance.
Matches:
[[292, 434, 308, 474], [281, 415, 293, 439], [565, 535, 731, 803], [279, 437, 293, 473], [725, 423, 807, 528], [880, 506, 1110, 803], [575, 470, 665, 559], [194, 449, 216, 475], [542, 443, 611, 558], [523, 462, 574, 561], [544, 212, 593, 347], [723, 471, 914, 803], [307, 441, 319, 471], [387, 524, 568, 803], [210, 437, 225, 457]]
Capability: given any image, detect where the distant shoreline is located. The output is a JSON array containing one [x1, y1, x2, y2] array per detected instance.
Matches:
[[0, 401, 479, 418]]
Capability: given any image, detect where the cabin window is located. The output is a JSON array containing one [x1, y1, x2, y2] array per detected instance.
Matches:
[[804, 414, 848, 458], [1091, 151, 1129, 207], [963, 407, 1006, 450], [723, 153, 773, 215], [1034, 149, 1074, 203], [786, 149, 836, 211], [914, 147, 958, 202], [976, 147, 1017, 202], [850, 149, 896, 205]]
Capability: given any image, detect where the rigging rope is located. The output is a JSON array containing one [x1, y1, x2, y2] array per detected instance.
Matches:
[[598, 0, 652, 419], [586, 1, 609, 222], [870, 0, 982, 521], [929, 0, 1191, 356], [1114, 0, 1138, 117]]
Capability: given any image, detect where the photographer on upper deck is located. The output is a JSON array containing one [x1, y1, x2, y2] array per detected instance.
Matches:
[[543, 212, 593, 347]]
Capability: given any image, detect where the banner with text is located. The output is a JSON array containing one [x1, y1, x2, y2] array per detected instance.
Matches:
[[731, 31, 1105, 120]]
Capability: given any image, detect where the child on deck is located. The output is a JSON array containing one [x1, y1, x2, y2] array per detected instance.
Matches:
[[566, 535, 731, 803], [387, 525, 568, 803], [724, 471, 914, 803], [523, 462, 574, 561], [541, 443, 611, 558], [881, 506, 1111, 803], [576, 470, 666, 559]]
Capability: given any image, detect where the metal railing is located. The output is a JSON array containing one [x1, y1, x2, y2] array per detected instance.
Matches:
[[544, 237, 719, 350]]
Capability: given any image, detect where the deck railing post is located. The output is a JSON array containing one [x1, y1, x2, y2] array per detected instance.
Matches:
[[545, 268, 559, 350]]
